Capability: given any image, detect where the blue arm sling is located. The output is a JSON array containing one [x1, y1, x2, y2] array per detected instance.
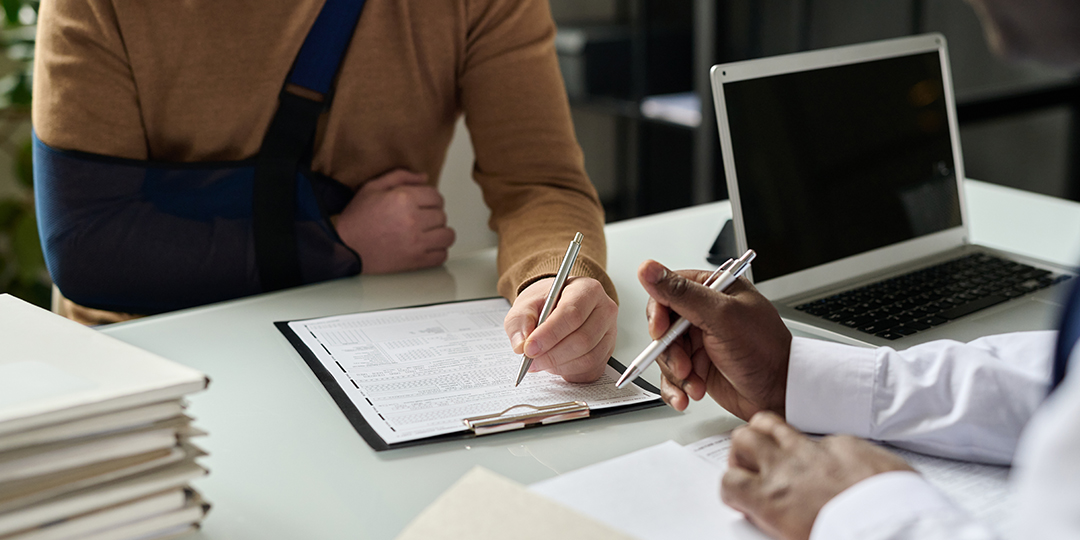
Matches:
[[34, 0, 367, 314]]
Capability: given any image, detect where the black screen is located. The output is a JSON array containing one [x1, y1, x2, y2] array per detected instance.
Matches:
[[724, 52, 961, 282]]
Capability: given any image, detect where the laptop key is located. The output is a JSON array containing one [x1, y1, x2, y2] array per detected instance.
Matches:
[[858, 320, 897, 334], [874, 331, 904, 340], [937, 295, 1008, 320], [841, 316, 874, 328]]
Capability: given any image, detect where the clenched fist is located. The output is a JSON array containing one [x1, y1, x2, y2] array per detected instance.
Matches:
[[335, 169, 456, 274]]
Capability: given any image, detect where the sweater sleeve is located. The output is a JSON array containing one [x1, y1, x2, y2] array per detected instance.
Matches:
[[459, 0, 615, 303], [32, 0, 147, 159]]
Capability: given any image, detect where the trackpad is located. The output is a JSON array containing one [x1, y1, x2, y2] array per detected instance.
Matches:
[[962, 297, 1059, 336]]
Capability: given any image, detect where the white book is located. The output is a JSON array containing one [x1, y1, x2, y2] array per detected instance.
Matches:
[[76, 494, 208, 540], [125, 524, 197, 540], [0, 401, 186, 454], [0, 418, 196, 483], [0, 461, 207, 536], [6, 489, 191, 540], [0, 295, 208, 437], [0, 444, 204, 514]]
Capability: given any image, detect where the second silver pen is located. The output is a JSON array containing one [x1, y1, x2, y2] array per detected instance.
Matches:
[[615, 249, 756, 389]]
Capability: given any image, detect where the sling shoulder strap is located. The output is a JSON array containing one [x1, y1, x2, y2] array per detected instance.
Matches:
[[253, 0, 368, 292], [1051, 277, 1080, 393]]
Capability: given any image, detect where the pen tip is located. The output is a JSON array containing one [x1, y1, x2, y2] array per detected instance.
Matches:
[[514, 366, 527, 387]]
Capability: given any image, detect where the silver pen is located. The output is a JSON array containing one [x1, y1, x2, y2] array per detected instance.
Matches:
[[615, 249, 756, 389], [514, 232, 584, 387]]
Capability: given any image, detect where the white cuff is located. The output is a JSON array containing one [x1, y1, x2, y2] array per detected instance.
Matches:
[[786, 337, 876, 437], [811, 471, 957, 540]]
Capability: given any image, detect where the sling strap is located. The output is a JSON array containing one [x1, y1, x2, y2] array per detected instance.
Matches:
[[253, 0, 368, 292], [1051, 277, 1080, 393]]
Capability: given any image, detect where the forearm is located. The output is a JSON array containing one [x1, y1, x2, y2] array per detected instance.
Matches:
[[787, 331, 1055, 464], [460, 0, 614, 303]]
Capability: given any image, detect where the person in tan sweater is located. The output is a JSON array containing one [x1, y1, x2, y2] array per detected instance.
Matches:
[[32, 0, 617, 383]]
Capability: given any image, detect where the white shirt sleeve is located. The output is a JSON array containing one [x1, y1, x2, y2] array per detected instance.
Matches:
[[786, 331, 1055, 464], [810, 472, 999, 540], [807, 350, 1080, 540]]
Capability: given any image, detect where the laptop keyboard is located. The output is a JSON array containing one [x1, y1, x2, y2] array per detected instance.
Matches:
[[795, 253, 1071, 340]]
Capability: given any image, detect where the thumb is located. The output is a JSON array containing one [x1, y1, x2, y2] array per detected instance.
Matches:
[[504, 285, 548, 355], [638, 260, 725, 333]]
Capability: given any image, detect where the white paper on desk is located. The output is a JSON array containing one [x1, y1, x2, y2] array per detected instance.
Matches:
[[288, 298, 659, 445], [688, 433, 1012, 530], [530, 440, 770, 540]]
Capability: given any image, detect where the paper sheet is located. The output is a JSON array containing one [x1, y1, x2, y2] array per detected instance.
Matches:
[[530, 441, 771, 540], [688, 433, 1012, 529], [288, 298, 658, 445]]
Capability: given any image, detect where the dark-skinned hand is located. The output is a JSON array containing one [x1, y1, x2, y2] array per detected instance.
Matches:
[[723, 412, 916, 540], [637, 259, 791, 420]]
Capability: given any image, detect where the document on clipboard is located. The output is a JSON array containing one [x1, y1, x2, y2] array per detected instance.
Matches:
[[276, 298, 662, 450]]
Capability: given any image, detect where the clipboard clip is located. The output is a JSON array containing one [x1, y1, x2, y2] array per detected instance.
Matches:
[[463, 401, 590, 436]]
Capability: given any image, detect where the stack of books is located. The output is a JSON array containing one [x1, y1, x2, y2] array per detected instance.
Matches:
[[0, 294, 210, 540]]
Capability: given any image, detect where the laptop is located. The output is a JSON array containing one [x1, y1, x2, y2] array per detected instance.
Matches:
[[710, 33, 1076, 347]]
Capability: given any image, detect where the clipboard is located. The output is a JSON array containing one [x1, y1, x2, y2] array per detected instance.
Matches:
[[275, 299, 662, 451]]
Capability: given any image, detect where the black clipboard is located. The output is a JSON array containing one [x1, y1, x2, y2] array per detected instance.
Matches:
[[275, 301, 663, 451]]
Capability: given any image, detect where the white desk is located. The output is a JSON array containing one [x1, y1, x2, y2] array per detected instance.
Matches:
[[101, 180, 1080, 540]]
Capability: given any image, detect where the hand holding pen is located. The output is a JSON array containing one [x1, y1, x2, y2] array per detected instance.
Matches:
[[627, 252, 793, 420], [506, 233, 619, 386], [616, 250, 755, 389]]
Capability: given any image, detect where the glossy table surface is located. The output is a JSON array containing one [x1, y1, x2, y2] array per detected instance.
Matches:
[[101, 180, 1080, 539]]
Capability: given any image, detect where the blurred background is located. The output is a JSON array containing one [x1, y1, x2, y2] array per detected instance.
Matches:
[[547, 0, 1080, 219], [2, 0, 1078, 307], [0, 0, 45, 307], [442, 0, 1080, 262]]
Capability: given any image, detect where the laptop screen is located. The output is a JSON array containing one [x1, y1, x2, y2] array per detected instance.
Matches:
[[724, 51, 961, 283]]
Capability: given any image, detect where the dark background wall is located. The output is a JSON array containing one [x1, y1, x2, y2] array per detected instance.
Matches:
[[548, 0, 1079, 220]]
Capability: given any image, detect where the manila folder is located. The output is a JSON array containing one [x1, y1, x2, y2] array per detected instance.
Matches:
[[395, 467, 634, 540]]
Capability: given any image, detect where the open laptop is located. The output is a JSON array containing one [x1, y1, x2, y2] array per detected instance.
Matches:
[[710, 33, 1076, 347]]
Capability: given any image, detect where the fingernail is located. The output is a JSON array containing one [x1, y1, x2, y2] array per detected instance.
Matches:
[[681, 380, 695, 396], [525, 340, 542, 357], [644, 263, 667, 285], [511, 332, 525, 352]]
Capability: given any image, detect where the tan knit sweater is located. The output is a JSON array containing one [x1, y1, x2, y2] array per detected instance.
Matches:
[[32, 0, 615, 324]]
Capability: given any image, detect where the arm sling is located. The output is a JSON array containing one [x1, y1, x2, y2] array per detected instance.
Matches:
[[33, 0, 367, 314]]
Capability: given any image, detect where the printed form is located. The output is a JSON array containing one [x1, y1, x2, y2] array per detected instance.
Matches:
[[288, 298, 658, 445]]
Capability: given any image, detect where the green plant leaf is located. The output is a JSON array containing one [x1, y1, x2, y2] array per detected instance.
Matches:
[[8, 72, 31, 105], [7, 279, 50, 308], [0, 0, 18, 27], [15, 136, 31, 188], [12, 209, 45, 284], [0, 198, 20, 229]]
